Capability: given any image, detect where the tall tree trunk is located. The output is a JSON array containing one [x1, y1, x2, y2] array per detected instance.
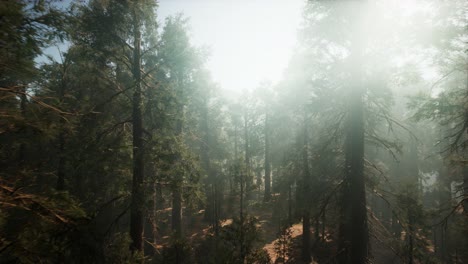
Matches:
[[172, 76, 185, 238], [288, 181, 292, 226], [436, 168, 451, 262], [294, 179, 301, 219], [235, 123, 239, 161], [464, 68, 468, 214], [264, 112, 271, 202], [463, 167, 468, 214], [172, 112, 184, 238], [227, 124, 239, 214], [19, 87, 27, 166], [339, 87, 367, 264], [56, 65, 67, 191], [407, 138, 419, 264], [130, 4, 145, 253], [57, 128, 65, 190], [201, 100, 217, 231], [156, 182, 163, 210], [408, 210, 415, 264], [338, 3, 368, 262], [240, 167, 245, 262], [244, 108, 253, 201], [321, 210, 326, 240], [256, 170, 262, 196], [172, 183, 182, 237], [150, 181, 158, 255], [301, 112, 311, 263], [214, 177, 220, 235]]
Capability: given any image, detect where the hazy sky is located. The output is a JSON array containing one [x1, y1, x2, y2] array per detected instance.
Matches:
[[40, 1, 304, 92], [39, 0, 441, 93], [158, 0, 304, 92]]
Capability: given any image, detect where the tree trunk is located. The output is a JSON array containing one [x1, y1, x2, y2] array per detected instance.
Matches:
[[130, 4, 145, 253], [214, 177, 221, 234], [301, 112, 311, 263], [19, 88, 26, 166], [264, 112, 271, 202], [150, 181, 158, 255], [235, 123, 239, 161], [339, 87, 368, 264], [294, 179, 301, 220], [463, 167, 468, 213], [244, 108, 253, 201], [172, 183, 182, 238], [464, 68, 468, 214], [407, 138, 419, 264], [172, 115, 184, 238], [338, 4, 368, 261], [171, 74, 185, 238], [156, 182, 163, 210], [56, 65, 67, 191], [240, 167, 245, 262], [57, 130, 65, 190], [227, 124, 239, 215], [321, 209, 326, 240], [436, 168, 451, 262], [201, 100, 217, 231], [288, 182, 293, 226], [408, 211, 414, 264]]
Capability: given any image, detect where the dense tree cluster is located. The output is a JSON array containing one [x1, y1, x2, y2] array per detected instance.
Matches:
[[0, 0, 466, 263]]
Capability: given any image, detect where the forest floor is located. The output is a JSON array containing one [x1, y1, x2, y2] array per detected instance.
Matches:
[[153, 196, 334, 263], [262, 222, 303, 263], [152, 195, 435, 263]]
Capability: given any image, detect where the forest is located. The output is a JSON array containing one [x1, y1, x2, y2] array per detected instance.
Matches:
[[0, 0, 467, 263]]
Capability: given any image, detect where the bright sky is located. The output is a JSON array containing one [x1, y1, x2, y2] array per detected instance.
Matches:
[[158, 0, 304, 92], [40, 0, 441, 94]]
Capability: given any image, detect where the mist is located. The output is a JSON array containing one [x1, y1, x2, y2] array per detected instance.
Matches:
[[1, 0, 467, 263]]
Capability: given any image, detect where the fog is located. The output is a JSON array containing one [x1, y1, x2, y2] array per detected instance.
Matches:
[[159, 0, 303, 93], [1, 0, 467, 263]]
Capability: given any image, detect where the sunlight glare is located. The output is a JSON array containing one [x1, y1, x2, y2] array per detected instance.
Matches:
[[159, 0, 304, 93]]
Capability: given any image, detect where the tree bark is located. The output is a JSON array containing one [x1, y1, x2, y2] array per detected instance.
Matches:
[[130, 3, 145, 253], [301, 111, 311, 263], [240, 166, 245, 262], [288, 182, 293, 226], [201, 99, 217, 230], [56, 128, 65, 191], [338, 3, 368, 262], [339, 87, 368, 264], [407, 138, 419, 264], [172, 185, 182, 237], [19, 87, 27, 166], [264, 112, 271, 202], [463, 167, 468, 213], [56, 63, 67, 191], [244, 107, 253, 201], [172, 110, 184, 238]]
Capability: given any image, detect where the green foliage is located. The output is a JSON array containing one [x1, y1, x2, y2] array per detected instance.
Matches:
[[194, 234, 234, 264], [0, 183, 94, 263], [0, 0, 66, 83], [408, 89, 467, 155], [394, 184, 435, 263], [103, 233, 145, 264], [1, 0, 467, 263], [194, 215, 268, 264], [227, 216, 263, 253], [245, 248, 272, 264], [158, 238, 193, 264], [446, 214, 468, 263]]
